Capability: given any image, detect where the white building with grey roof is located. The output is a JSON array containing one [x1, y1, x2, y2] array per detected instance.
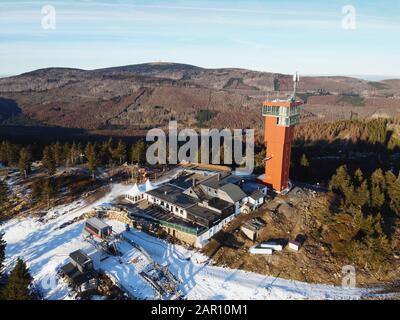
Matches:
[[141, 170, 267, 247]]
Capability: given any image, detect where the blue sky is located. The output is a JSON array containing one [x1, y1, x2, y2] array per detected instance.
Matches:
[[0, 0, 399, 77]]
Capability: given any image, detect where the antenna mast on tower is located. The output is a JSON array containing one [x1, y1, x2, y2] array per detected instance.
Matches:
[[291, 72, 300, 101]]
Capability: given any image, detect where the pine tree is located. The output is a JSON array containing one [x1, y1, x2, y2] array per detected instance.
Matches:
[[370, 169, 386, 210], [113, 140, 126, 165], [300, 154, 310, 167], [0, 142, 20, 167], [69, 142, 78, 165], [52, 142, 64, 166], [2, 258, 34, 300], [41, 179, 58, 208], [85, 142, 98, 179], [0, 232, 6, 277], [131, 140, 146, 165], [0, 179, 8, 208], [329, 165, 354, 205], [386, 171, 400, 216], [63, 143, 71, 166], [100, 138, 113, 166], [352, 168, 369, 207], [18, 147, 31, 179], [0, 141, 8, 165], [41, 146, 56, 175]]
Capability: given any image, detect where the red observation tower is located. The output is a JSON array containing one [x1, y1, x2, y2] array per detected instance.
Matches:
[[261, 74, 302, 192]]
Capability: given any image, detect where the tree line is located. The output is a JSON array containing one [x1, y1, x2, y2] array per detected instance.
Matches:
[[295, 118, 400, 151], [0, 138, 147, 178], [330, 165, 400, 218], [328, 165, 400, 269]]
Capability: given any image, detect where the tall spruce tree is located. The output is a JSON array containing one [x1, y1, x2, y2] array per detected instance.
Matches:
[[114, 140, 126, 165], [329, 165, 354, 205], [385, 171, 400, 216], [18, 147, 32, 178], [370, 169, 386, 210], [0, 179, 8, 208], [352, 169, 369, 207], [100, 138, 113, 166], [85, 142, 98, 179], [52, 142, 64, 166], [131, 140, 146, 165], [41, 179, 58, 208], [2, 258, 34, 300], [300, 154, 310, 167], [41, 146, 56, 175]]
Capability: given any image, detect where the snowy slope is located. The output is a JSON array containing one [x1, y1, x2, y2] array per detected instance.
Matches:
[[0, 183, 372, 300]]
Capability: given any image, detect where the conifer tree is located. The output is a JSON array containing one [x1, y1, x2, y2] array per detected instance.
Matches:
[[0, 142, 20, 167], [69, 142, 78, 165], [0, 141, 9, 165], [18, 147, 31, 178], [300, 154, 310, 167], [41, 146, 56, 175], [131, 140, 146, 165], [85, 142, 98, 179], [41, 179, 58, 208], [352, 168, 369, 207], [114, 140, 126, 165], [52, 142, 64, 166], [63, 143, 71, 166], [2, 258, 34, 300], [386, 171, 400, 216], [370, 169, 386, 210], [329, 165, 354, 205], [100, 138, 113, 166], [0, 179, 8, 207]]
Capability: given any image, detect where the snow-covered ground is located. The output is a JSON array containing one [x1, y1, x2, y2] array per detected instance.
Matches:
[[0, 183, 372, 300]]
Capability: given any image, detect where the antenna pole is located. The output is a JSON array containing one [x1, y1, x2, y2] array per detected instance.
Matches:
[[291, 72, 299, 101]]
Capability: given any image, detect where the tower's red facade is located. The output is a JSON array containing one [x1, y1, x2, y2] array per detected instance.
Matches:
[[262, 100, 303, 192]]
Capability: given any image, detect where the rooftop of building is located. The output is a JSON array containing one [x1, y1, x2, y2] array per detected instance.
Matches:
[[249, 190, 265, 200], [199, 172, 240, 189], [86, 217, 111, 231], [69, 249, 92, 266], [169, 171, 210, 190], [242, 218, 266, 231], [186, 204, 222, 224], [61, 262, 97, 287], [146, 184, 196, 208], [129, 206, 206, 235], [240, 180, 263, 192], [219, 183, 247, 202], [205, 197, 233, 211]]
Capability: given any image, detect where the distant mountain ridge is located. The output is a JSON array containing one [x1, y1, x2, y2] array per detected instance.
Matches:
[[0, 62, 399, 137]]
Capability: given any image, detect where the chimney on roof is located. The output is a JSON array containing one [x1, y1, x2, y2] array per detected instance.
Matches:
[[217, 173, 221, 181], [192, 178, 197, 187]]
